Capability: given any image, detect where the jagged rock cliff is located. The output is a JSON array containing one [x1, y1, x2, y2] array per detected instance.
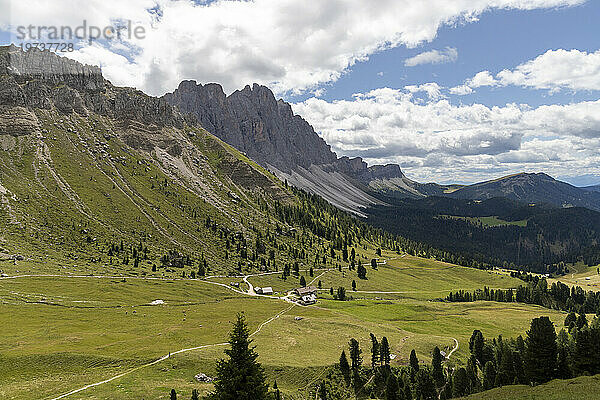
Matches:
[[163, 81, 338, 172], [0, 45, 192, 131], [163, 81, 419, 214]]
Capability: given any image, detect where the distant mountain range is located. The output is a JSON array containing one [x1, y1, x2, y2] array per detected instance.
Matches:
[[164, 81, 600, 214], [2, 45, 599, 274], [583, 185, 600, 193]]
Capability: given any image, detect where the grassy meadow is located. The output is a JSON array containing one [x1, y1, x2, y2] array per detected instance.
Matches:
[[0, 247, 569, 400]]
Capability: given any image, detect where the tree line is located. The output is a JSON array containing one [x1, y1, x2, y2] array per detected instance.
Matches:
[[446, 277, 600, 314]]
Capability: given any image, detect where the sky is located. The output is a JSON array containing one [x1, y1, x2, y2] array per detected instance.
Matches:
[[1, 0, 599, 186]]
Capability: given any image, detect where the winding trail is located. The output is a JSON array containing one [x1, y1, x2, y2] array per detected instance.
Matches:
[[48, 303, 295, 400], [446, 338, 459, 360], [2, 258, 463, 399]]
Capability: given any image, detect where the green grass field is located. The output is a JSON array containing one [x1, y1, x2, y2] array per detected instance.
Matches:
[[461, 374, 600, 400], [444, 215, 528, 227], [0, 249, 568, 400]]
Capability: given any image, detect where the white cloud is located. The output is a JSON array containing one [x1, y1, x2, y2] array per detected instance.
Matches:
[[405, 82, 444, 100], [449, 84, 474, 95], [456, 49, 600, 95], [1, 0, 586, 96], [404, 47, 458, 67], [293, 90, 600, 183], [467, 70, 498, 88], [497, 48, 600, 92]]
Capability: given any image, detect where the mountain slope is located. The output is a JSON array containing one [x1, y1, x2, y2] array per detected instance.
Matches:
[[583, 184, 600, 193], [448, 172, 600, 211], [0, 45, 335, 276], [163, 81, 423, 214]]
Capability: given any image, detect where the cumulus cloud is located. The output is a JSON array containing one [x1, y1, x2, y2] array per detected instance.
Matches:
[[293, 90, 600, 183], [405, 82, 444, 100], [497, 48, 600, 92], [1, 0, 586, 96], [404, 47, 458, 67], [468, 70, 498, 88], [449, 84, 473, 95], [455, 49, 600, 95]]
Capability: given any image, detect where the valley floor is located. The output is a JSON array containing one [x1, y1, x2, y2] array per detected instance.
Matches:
[[0, 249, 567, 399]]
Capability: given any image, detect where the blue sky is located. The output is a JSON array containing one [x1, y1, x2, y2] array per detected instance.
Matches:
[[1, 0, 599, 185], [290, 1, 599, 108]]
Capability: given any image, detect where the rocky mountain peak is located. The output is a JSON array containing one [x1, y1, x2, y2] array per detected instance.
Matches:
[[164, 81, 339, 172], [0, 45, 192, 132]]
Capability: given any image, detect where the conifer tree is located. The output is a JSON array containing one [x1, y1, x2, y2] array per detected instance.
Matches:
[[410, 349, 419, 372], [370, 333, 380, 369], [482, 361, 496, 390], [431, 346, 445, 388], [318, 381, 328, 400], [415, 369, 436, 400], [385, 373, 399, 400], [380, 337, 391, 366], [211, 313, 269, 400], [349, 338, 362, 373], [170, 389, 177, 400], [340, 350, 351, 383], [452, 367, 468, 397], [273, 381, 281, 400], [525, 316, 557, 384]]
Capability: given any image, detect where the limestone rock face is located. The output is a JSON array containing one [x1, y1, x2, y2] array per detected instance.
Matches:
[[163, 80, 412, 212], [0, 106, 40, 136], [0, 45, 192, 129], [164, 81, 338, 172]]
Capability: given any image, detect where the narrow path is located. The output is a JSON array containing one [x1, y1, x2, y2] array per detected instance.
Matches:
[[49, 304, 295, 400], [446, 338, 459, 360]]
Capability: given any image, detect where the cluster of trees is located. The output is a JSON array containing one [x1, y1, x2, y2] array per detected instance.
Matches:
[[367, 196, 600, 274], [446, 278, 600, 314], [458, 314, 600, 397], [318, 315, 600, 400], [167, 312, 600, 399]]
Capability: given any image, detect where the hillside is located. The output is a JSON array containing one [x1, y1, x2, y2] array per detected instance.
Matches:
[[448, 173, 600, 211], [366, 196, 600, 273], [462, 374, 600, 400], [0, 45, 337, 277], [583, 184, 600, 193]]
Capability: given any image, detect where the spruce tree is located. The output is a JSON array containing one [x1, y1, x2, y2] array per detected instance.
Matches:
[[370, 333, 380, 369], [170, 389, 177, 400], [525, 316, 558, 384], [385, 373, 399, 400], [191, 389, 199, 400], [211, 313, 269, 400], [469, 330, 485, 366], [380, 337, 391, 366], [340, 350, 351, 383], [431, 346, 445, 388], [349, 338, 362, 373], [410, 349, 419, 372], [273, 381, 281, 400], [300, 275, 306, 287], [318, 380, 328, 400], [482, 361, 496, 390], [416, 369, 436, 400], [495, 346, 515, 387], [452, 367, 469, 397]]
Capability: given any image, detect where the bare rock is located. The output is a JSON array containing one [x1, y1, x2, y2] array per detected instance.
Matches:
[[0, 106, 40, 136]]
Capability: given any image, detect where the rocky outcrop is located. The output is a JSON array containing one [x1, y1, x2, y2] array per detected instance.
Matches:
[[164, 81, 338, 172], [0, 45, 192, 129], [164, 81, 418, 213], [0, 106, 40, 136]]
